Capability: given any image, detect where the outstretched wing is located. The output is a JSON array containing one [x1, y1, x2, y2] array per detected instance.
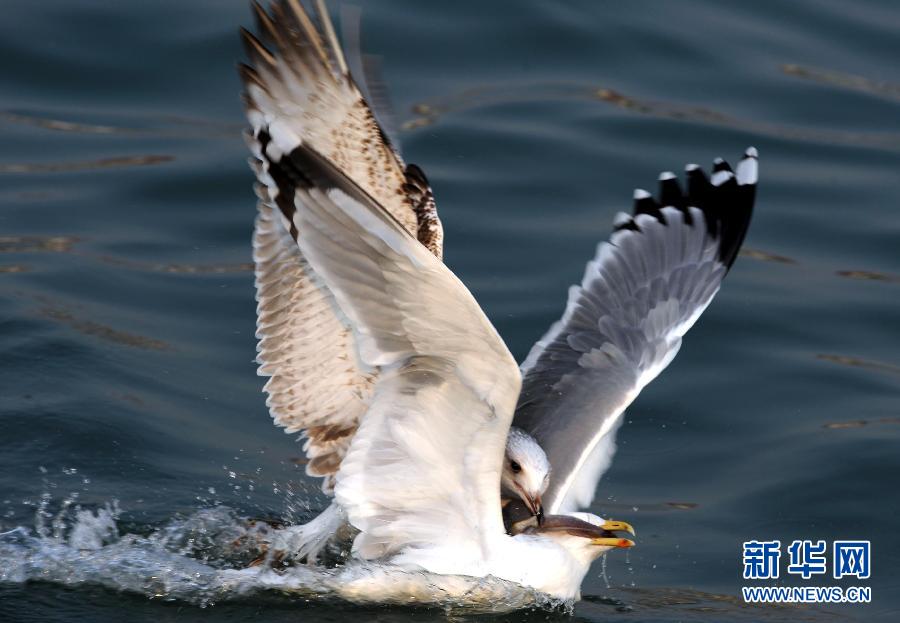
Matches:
[[240, 0, 443, 492], [267, 140, 520, 569], [513, 149, 757, 514]]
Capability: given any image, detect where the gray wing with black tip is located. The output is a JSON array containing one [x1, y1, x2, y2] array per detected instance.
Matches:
[[513, 149, 757, 514]]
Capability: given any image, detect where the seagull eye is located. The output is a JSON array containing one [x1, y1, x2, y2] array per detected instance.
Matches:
[[510, 460, 522, 474]]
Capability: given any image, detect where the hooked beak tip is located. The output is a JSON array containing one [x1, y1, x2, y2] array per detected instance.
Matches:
[[515, 484, 544, 521], [600, 520, 636, 537], [591, 519, 637, 548], [530, 495, 544, 524]]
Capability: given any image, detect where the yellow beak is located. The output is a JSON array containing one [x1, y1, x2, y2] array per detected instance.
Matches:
[[591, 537, 635, 548], [601, 520, 635, 536], [590, 519, 636, 548]]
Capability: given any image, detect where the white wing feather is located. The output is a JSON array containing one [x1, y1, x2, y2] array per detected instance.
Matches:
[[275, 145, 521, 566]]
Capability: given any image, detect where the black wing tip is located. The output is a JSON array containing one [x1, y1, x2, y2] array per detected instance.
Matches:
[[615, 148, 758, 270], [631, 187, 666, 225], [403, 163, 431, 191]]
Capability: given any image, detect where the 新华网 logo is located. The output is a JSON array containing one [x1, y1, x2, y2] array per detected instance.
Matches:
[[741, 539, 871, 604]]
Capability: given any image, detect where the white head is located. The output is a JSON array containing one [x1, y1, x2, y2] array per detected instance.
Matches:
[[501, 427, 551, 517]]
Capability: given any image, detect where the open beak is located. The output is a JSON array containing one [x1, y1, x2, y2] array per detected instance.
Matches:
[[591, 519, 636, 548], [524, 514, 637, 548], [601, 520, 635, 536]]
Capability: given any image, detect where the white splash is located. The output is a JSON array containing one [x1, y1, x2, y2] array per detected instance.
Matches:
[[0, 493, 560, 614]]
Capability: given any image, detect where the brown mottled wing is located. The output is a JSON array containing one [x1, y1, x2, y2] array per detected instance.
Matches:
[[240, 1, 443, 493], [240, 0, 442, 256], [252, 193, 370, 492]]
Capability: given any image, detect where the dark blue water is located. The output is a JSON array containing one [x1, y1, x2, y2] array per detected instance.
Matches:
[[1, 1, 898, 620]]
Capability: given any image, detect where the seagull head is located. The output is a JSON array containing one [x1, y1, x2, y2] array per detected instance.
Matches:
[[522, 512, 635, 565], [501, 427, 551, 520]]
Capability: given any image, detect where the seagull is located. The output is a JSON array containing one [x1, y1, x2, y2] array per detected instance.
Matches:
[[501, 427, 551, 522], [238, 0, 756, 605]]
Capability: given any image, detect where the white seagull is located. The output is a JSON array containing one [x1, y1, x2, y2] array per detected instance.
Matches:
[[238, 0, 756, 606]]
